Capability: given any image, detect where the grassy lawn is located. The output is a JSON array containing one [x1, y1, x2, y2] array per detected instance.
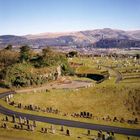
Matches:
[[0, 88, 9, 94], [12, 80, 139, 119], [0, 57, 140, 140], [0, 113, 139, 140], [0, 57, 140, 129], [0, 76, 139, 129]]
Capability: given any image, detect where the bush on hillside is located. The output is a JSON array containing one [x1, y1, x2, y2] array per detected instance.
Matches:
[[2, 63, 33, 87], [0, 49, 19, 68], [0, 47, 75, 88]]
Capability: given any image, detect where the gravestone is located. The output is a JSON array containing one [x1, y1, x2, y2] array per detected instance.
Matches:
[[60, 125, 64, 131], [19, 116, 22, 124], [20, 124, 23, 130], [50, 125, 54, 131], [23, 117, 27, 124], [5, 97, 9, 103], [41, 127, 44, 133], [102, 134, 105, 140], [52, 128, 55, 134], [14, 124, 17, 129], [3, 123, 7, 129], [33, 120, 36, 127], [5, 116, 8, 121], [18, 103, 22, 108], [27, 119, 29, 125], [27, 124, 30, 130], [12, 115, 16, 123], [87, 129, 90, 136], [31, 125, 34, 131], [97, 132, 102, 139], [44, 128, 48, 133], [66, 129, 70, 136]]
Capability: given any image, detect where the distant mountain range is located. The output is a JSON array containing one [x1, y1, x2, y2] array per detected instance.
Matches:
[[0, 28, 140, 48]]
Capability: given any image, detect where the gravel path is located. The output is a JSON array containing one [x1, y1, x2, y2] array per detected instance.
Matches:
[[16, 80, 93, 93]]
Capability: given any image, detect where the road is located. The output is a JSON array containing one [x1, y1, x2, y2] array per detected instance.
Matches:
[[0, 91, 140, 137], [101, 65, 122, 83]]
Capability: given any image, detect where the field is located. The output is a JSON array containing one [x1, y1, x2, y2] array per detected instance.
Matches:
[[6, 78, 139, 128], [0, 56, 140, 140], [11, 57, 140, 120]]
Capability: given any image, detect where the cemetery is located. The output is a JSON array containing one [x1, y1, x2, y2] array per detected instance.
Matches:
[[0, 113, 139, 140], [1, 0, 140, 139], [0, 55, 140, 140]]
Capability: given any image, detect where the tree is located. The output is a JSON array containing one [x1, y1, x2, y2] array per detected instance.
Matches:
[[0, 49, 19, 68], [42, 47, 52, 57], [136, 54, 140, 59], [1, 46, 75, 87], [19, 45, 31, 62], [34, 48, 64, 67], [4, 44, 12, 50], [3, 63, 33, 87], [67, 51, 78, 57]]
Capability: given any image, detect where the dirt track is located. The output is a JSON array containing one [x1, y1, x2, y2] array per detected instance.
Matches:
[[16, 80, 93, 93]]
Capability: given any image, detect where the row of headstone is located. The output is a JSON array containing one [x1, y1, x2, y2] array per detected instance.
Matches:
[[1, 122, 8, 129], [103, 115, 111, 121], [14, 123, 35, 131], [85, 129, 116, 140], [9, 114, 137, 130], [5, 94, 14, 103], [9, 101, 15, 106], [24, 104, 35, 111], [17, 103, 22, 108], [11, 115, 36, 131], [40, 125, 70, 136], [6, 99, 61, 116], [5, 97, 10, 103], [10, 115, 37, 127], [46, 107, 59, 114], [24, 104, 60, 115], [1, 120, 114, 139], [14, 124, 23, 130], [41, 127, 48, 133], [72, 112, 92, 118], [127, 118, 138, 124], [80, 112, 92, 118], [96, 131, 115, 140], [103, 116, 118, 122], [1, 116, 119, 140], [102, 116, 139, 124]]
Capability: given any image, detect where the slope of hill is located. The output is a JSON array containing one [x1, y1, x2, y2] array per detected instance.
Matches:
[[0, 28, 140, 48]]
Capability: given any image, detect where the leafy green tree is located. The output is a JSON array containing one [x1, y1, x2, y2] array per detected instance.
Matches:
[[19, 45, 31, 62], [3, 63, 33, 87], [33, 48, 59, 67]]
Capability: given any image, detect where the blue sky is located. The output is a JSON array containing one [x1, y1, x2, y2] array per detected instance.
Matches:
[[0, 0, 140, 35]]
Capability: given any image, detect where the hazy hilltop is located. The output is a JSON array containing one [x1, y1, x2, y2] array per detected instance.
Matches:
[[0, 28, 140, 48]]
